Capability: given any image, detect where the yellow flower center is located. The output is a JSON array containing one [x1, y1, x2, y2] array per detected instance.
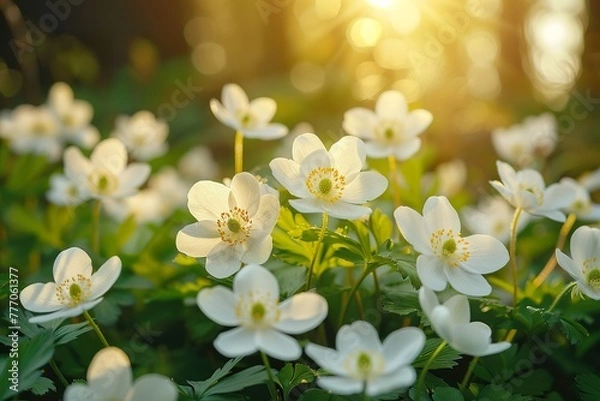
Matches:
[[430, 228, 470, 267], [56, 274, 92, 306], [518, 183, 543, 205], [584, 258, 600, 290], [62, 113, 76, 128], [376, 120, 404, 143], [357, 353, 372, 375], [32, 121, 52, 136], [344, 349, 384, 380], [217, 207, 252, 246], [306, 167, 346, 202], [251, 303, 266, 322], [88, 169, 118, 195], [235, 292, 280, 329]]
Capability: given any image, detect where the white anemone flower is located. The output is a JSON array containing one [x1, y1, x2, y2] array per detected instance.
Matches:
[[111, 111, 169, 161], [63, 138, 151, 200], [491, 113, 557, 167], [177, 145, 220, 181], [210, 83, 288, 139], [20, 247, 121, 323], [47, 82, 100, 149], [197, 263, 328, 360], [269, 133, 388, 220], [419, 287, 511, 357], [462, 196, 530, 244], [305, 321, 424, 396], [46, 173, 87, 206], [8, 104, 62, 161], [176, 172, 280, 278], [64, 347, 177, 401], [556, 226, 600, 300], [490, 161, 575, 222], [579, 167, 600, 192], [560, 178, 600, 221], [343, 90, 433, 160], [394, 196, 509, 296]]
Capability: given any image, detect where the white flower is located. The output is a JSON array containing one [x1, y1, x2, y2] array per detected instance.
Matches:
[[64, 347, 177, 401], [103, 189, 166, 224], [178, 145, 219, 181], [223, 174, 279, 198], [422, 159, 467, 198], [47, 82, 100, 149], [46, 173, 87, 206], [419, 287, 511, 357], [269, 133, 388, 220], [176, 172, 280, 278], [560, 178, 600, 221], [579, 167, 600, 192], [20, 247, 120, 323], [197, 263, 328, 360], [491, 113, 557, 167], [305, 321, 424, 396], [111, 111, 168, 161], [64, 138, 151, 200], [148, 166, 189, 210], [462, 196, 530, 244], [343, 90, 432, 160], [490, 161, 575, 222], [6, 104, 62, 161], [556, 226, 600, 300], [394, 196, 509, 296], [210, 83, 288, 139]]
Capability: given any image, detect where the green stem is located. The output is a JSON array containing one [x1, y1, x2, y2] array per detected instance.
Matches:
[[338, 261, 371, 327], [548, 281, 577, 312], [234, 130, 244, 174], [260, 351, 279, 401], [459, 356, 479, 390], [91, 200, 101, 254], [388, 154, 400, 206], [49, 358, 68, 387], [306, 213, 328, 290], [509, 207, 523, 308], [83, 310, 110, 348], [415, 340, 447, 401]]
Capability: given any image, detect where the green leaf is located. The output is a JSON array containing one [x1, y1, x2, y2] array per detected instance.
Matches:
[[14, 331, 55, 395], [382, 291, 420, 317], [509, 368, 552, 396], [432, 386, 465, 401], [298, 388, 357, 401], [53, 322, 93, 345], [558, 316, 589, 345], [206, 365, 270, 395], [370, 208, 393, 248], [478, 385, 534, 401], [30, 376, 56, 396], [277, 363, 316, 396], [185, 357, 243, 397], [576, 373, 600, 401], [413, 339, 461, 370]]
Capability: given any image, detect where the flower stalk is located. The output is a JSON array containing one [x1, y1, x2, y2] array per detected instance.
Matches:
[[509, 206, 523, 307], [83, 310, 110, 348], [388, 154, 400, 206], [234, 130, 244, 174], [415, 340, 447, 401], [548, 281, 578, 312], [91, 200, 101, 254], [306, 213, 328, 290], [260, 351, 279, 401]]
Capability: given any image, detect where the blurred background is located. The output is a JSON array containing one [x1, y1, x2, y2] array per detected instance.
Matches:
[[1, 0, 599, 180]]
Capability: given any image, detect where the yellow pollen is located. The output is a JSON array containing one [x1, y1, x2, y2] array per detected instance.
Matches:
[[306, 167, 346, 202], [430, 228, 470, 267], [587, 267, 600, 290], [442, 239, 457, 255], [216, 207, 252, 246], [56, 274, 92, 306], [89, 169, 117, 195]]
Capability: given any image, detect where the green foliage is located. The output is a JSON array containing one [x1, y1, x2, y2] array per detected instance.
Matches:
[[414, 339, 461, 370], [576, 373, 600, 401], [276, 363, 317, 397]]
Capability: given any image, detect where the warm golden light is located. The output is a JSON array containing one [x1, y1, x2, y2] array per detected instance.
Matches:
[[366, 0, 396, 9], [347, 18, 382, 47]]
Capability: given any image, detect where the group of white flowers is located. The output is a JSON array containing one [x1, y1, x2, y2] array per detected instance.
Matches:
[[9, 81, 600, 400]]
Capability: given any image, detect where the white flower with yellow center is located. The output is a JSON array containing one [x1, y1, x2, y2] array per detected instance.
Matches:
[[176, 172, 280, 278], [20, 247, 121, 323], [6, 104, 62, 161], [63, 138, 151, 200], [111, 110, 169, 161], [46, 173, 87, 206], [210, 83, 288, 139], [197, 264, 328, 360], [560, 177, 600, 222], [394, 196, 509, 296], [556, 226, 600, 300], [269, 133, 388, 219], [343, 90, 432, 160], [305, 321, 424, 396], [64, 347, 177, 401], [490, 161, 575, 222], [462, 196, 530, 244], [419, 287, 511, 357]]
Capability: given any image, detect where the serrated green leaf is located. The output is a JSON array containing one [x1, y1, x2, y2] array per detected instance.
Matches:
[[576, 373, 600, 401], [30, 376, 56, 396], [187, 357, 242, 397], [206, 365, 270, 395], [558, 316, 589, 345], [382, 291, 420, 316], [277, 363, 316, 396], [432, 386, 464, 401], [53, 322, 93, 345], [414, 339, 461, 370]]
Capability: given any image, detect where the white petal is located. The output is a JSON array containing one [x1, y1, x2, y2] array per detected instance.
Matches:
[[63, 146, 93, 186], [89, 256, 121, 300], [205, 242, 243, 279], [229, 172, 260, 216], [53, 247, 93, 284], [375, 90, 408, 120], [394, 206, 431, 254], [251, 194, 280, 234], [365, 141, 394, 158], [289, 198, 325, 215], [176, 222, 221, 258], [342, 171, 388, 204], [63, 383, 98, 401], [241, 236, 273, 264], [248, 97, 276, 123], [423, 196, 461, 233], [450, 322, 492, 356], [222, 83, 249, 114], [478, 341, 512, 357], [329, 136, 366, 177], [366, 367, 417, 396], [542, 182, 575, 211], [460, 234, 509, 274], [20, 282, 62, 313], [316, 376, 364, 395], [404, 109, 433, 137], [429, 305, 454, 343], [382, 327, 425, 373], [533, 208, 566, 222], [87, 347, 133, 400], [233, 263, 279, 299], [496, 161, 518, 190], [416, 255, 448, 291], [570, 226, 600, 264], [91, 138, 127, 175], [292, 133, 326, 163], [299, 149, 332, 178], [128, 374, 178, 401], [418, 287, 439, 318], [269, 158, 310, 198], [209, 99, 240, 130], [187, 180, 230, 221], [256, 329, 302, 360], [337, 321, 382, 354], [323, 201, 372, 220], [342, 108, 378, 139], [392, 138, 422, 161], [442, 294, 470, 325], [274, 292, 328, 334], [444, 266, 492, 296], [116, 163, 151, 197], [214, 327, 257, 357], [489, 180, 513, 204], [555, 249, 585, 282], [28, 299, 103, 323], [197, 286, 239, 326], [305, 344, 348, 376], [243, 123, 288, 140]]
